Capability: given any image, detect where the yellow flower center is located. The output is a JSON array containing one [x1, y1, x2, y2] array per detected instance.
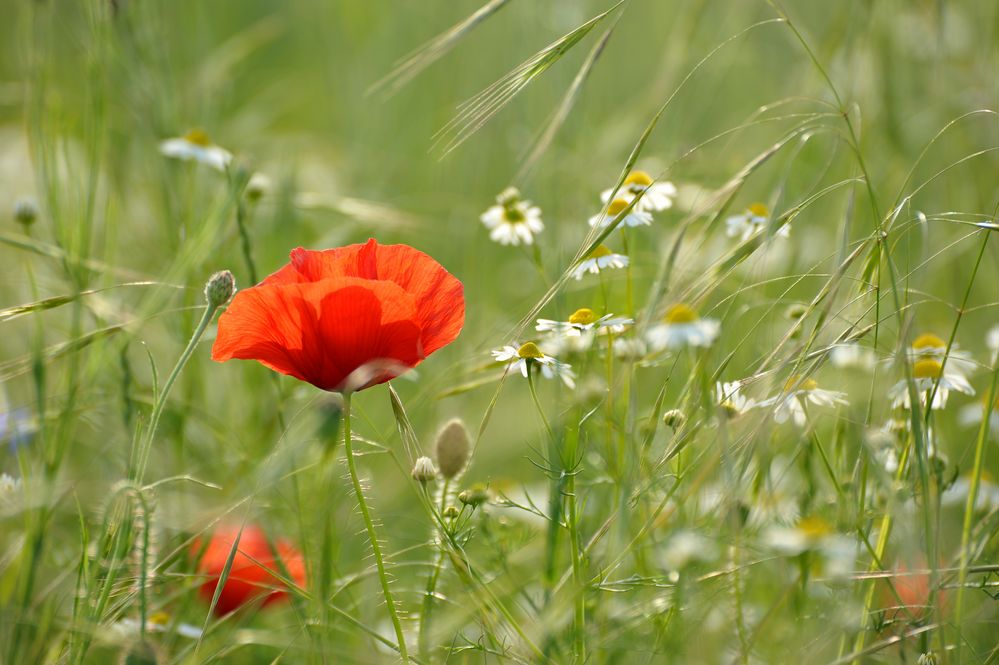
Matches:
[[569, 308, 597, 325], [912, 359, 943, 379], [148, 611, 171, 626], [664, 303, 699, 324], [784, 376, 818, 392], [623, 170, 654, 187], [607, 198, 630, 216], [184, 128, 212, 146], [589, 244, 613, 258], [503, 205, 526, 223], [797, 516, 832, 539], [748, 202, 769, 217], [912, 333, 946, 350], [517, 342, 544, 359]]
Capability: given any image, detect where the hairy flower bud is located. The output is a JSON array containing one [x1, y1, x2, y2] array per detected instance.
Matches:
[[662, 409, 687, 429], [411, 456, 437, 483], [14, 198, 37, 227], [458, 483, 489, 507], [442, 505, 460, 519], [204, 270, 236, 308], [434, 418, 470, 480]]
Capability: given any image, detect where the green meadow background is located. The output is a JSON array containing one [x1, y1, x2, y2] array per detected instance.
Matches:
[[1, 0, 998, 663]]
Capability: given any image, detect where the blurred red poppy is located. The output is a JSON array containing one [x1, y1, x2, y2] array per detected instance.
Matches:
[[212, 238, 464, 392], [193, 524, 306, 616]]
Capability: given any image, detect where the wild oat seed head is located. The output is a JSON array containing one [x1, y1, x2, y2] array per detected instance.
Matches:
[[435, 418, 471, 480], [204, 270, 236, 308]]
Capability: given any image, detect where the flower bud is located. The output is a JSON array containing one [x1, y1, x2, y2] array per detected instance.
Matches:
[[785, 303, 807, 320], [662, 409, 687, 429], [443, 505, 459, 519], [14, 198, 37, 227], [434, 418, 470, 480], [246, 172, 271, 203], [458, 483, 489, 507], [204, 270, 236, 308], [411, 456, 437, 483]]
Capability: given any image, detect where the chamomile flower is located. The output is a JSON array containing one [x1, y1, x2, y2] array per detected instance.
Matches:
[[572, 244, 629, 280], [647, 303, 720, 350], [480, 187, 544, 246], [540, 330, 595, 357], [588, 198, 652, 229], [725, 202, 788, 241], [907, 332, 975, 377], [536, 308, 633, 337], [492, 341, 575, 388], [986, 324, 999, 364], [159, 129, 233, 172], [715, 380, 756, 418], [888, 358, 974, 410], [958, 394, 999, 436], [759, 376, 848, 427], [613, 337, 648, 361], [601, 170, 676, 212], [830, 342, 876, 370], [762, 516, 856, 578]]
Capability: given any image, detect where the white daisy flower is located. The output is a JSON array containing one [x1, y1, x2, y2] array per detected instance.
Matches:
[[716, 380, 756, 418], [536, 308, 633, 338], [588, 197, 652, 229], [245, 172, 272, 201], [829, 342, 876, 370], [572, 244, 629, 280], [492, 341, 575, 388], [906, 332, 976, 377], [958, 395, 999, 436], [661, 530, 717, 570], [159, 129, 233, 172], [613, 337, 648, 361], [761, 516, 856, 578], [888, 358, 974, 410], [942, 472, 999, 511], [725, 202, 788, 241], [540, 330, 595, 357], [646, 303, 721, 350], [480, 187, 544, 246], [601, 170, 676, 212], [987, 325, 999, 364], [759, 376, 848, 427]]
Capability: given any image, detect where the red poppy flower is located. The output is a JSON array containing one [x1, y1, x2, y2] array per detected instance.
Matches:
[[193, 524, 306, 616], [212, 238, 464, 392]]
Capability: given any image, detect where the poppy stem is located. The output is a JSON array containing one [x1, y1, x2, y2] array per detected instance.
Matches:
[[341, 392, 410, 663]]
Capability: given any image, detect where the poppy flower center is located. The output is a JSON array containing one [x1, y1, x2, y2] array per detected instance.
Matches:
[[184, 128, 212, 147], [607, 198, 630, 216], [623, 170, 654, 187], [748, 202, 769, 217], [517, 342, 544, 359], [912, 333, 946, 350], [664, 303, 698, 324], [913, 359, 943, 379], [569, 308, 597, 325]]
